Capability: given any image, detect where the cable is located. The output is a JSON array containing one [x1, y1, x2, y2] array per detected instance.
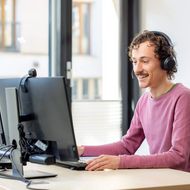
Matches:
[[26, 181, 49, 190], [0, 145, 13, 170], [0, 144, 12, 151], [0, 145, 6, 149], [0, 145, 13, 161], [18, 124, 44, 162]]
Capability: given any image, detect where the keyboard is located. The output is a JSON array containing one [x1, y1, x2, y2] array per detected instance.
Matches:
[[57, 160, 87, 170]]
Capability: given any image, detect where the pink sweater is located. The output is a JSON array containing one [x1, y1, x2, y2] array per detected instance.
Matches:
[[83, 84, 190, 172]]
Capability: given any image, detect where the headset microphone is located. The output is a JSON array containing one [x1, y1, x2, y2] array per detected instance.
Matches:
[[21, 68, 37, 93]]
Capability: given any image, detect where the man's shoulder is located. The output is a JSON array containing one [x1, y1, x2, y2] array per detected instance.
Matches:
[[165, 83, 190, 105], [173, 83, 190, 96], [171, 84, 190, 109]]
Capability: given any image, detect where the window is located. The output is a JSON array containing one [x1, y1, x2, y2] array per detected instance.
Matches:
[[82, 79, 89, 99], [72, 1, 91, 54], [0, 0, 19, 51], [94, 78, 100, 99], [72, 0, 122, 145], [72, 79, 78, 99], [0, 0, 49, 77]]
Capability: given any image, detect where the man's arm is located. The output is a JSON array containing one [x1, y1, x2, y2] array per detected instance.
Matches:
[[119, 94, 190, 171], [79, 100, 145, 157]]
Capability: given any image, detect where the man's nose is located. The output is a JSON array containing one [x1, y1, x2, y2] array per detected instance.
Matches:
[[133, 62, 143, 73]]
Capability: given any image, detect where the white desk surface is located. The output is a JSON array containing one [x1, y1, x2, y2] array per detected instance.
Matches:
[[0, 163, 190, 190]]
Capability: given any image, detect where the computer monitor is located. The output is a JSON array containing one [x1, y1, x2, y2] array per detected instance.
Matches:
[[2, 86, 57, 178], [0, 78, 20, 145], [0, 78, 31, 145], [0, 77, 79, 164], [20, 76, 79, 163], [0, 113, 6, 145]]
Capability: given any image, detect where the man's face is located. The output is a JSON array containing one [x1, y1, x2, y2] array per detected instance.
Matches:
[[131, 41, 167, 89]]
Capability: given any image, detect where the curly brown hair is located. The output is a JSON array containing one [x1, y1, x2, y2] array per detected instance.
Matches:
[[128, 30, 177, 80]]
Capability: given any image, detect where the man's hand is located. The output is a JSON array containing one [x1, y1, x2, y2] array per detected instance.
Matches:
[[85, 155, 120, 171]]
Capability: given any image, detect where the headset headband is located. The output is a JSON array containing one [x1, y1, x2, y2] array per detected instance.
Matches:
[[151, 31, 173, 47]]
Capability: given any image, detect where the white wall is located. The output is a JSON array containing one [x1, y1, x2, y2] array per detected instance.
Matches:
[[140, 0, 190, 87]]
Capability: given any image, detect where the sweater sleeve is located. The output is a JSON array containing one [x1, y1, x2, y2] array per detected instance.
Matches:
[[119, 93, 190, 171]]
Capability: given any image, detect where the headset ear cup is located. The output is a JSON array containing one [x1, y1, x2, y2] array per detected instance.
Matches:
[[161, 57, 176, 71]]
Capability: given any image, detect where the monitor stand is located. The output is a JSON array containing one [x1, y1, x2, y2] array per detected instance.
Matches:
[[0, 148, 57, 180]]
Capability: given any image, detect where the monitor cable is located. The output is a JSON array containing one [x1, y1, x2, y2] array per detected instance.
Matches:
[[18, 123, 44, 162], [0, 145, 13, 162]]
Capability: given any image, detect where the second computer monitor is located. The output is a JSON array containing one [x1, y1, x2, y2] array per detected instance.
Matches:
[[22, 76, 79, 162], [0, 78, 20, 145]]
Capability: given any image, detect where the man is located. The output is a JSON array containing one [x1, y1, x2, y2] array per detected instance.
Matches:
[[78, 30, 190, 172]]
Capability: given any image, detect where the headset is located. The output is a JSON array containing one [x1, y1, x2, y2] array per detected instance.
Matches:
[[151, 31, 176, 71]]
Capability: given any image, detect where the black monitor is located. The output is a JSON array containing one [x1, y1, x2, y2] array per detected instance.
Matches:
[[23, 76, 79, 163], [3, 85, 57, 179], [0, 78, 32, 145], [0, 77, 79, 164]]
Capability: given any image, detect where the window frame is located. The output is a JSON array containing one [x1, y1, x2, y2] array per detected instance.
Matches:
[[51, 0, 140, 134]]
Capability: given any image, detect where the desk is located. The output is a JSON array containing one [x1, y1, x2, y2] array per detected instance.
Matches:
[[0, 163, 190, 190]]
